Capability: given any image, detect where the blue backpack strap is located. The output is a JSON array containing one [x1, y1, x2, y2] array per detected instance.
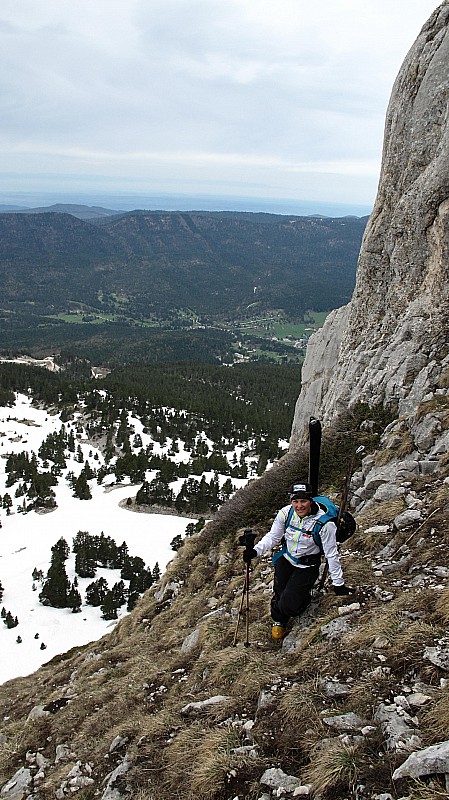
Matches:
[[272, 544, 286, 564], [311, 496, 339, 552], [272, 506, 295, 564], [311, 519, 325, 552], [285, 505, 294, 529]]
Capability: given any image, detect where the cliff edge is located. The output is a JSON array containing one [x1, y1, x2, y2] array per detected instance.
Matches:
[[291, 1, 449, 447]]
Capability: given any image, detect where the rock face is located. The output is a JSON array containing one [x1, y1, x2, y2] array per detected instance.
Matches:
[[291, 2, 449, 446]]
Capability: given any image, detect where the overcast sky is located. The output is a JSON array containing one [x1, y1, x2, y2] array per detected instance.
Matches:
[[0, 1, 440, 212]]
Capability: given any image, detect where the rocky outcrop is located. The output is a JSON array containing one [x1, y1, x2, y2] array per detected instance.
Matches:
[[291, 2, 449, 447]]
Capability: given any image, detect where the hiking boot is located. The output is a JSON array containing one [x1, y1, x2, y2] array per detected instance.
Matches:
[[271, 622, 286, 640]]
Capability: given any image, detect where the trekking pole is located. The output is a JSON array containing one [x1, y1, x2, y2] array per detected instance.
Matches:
[[232, 570, 248, 646], [233, 528, 256, 646], [244, 560, 251, 647], [317, 445, 364, 592]]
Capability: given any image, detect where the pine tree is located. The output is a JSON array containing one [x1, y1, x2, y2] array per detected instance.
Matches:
[[4, 611, 18, 629], [39, 551, 70, 608], [73, 470, 92, 500], [2, 493, 12, 515], [110, 581, 126, 607], [67, 584, 82, 613], [100, 591, 119, 620], [85, 577, 109, 607], [51, 537, 70, 561], [170, 534, 183, 551]]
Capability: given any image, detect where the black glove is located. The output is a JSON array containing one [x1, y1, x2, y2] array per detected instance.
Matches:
[[333, 584, 355, 596], [243, 548, 257, 564]]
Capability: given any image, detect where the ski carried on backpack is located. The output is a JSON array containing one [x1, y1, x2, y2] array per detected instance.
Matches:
[[308, 417, 321, 497]]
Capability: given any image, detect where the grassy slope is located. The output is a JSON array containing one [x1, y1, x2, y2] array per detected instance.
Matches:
[[1, 414, 449, 799]]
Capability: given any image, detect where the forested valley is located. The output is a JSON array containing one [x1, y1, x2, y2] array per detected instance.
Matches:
[[0, 209, 366, 364]]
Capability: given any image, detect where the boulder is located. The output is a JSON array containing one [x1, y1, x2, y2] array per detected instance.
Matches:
[[180, 695, 231, 716], [0, 768, 32, 799], [323, 712, 366, 733], [374, 703, 421, 752], [424, 644, 449, 670], [392, 740, 449, 781], [180, 627, 202, 654], [260, 767, 302, 793]]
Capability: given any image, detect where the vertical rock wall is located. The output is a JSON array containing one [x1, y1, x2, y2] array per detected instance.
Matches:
[[291, 1, 449, 446]]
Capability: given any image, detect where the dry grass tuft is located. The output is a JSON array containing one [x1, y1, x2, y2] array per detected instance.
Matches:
[[344, 600, 440, 660], [338, 554, 377, 584], [408, 778, 449, 799], [344, 607, 402, 650], [435, 588, 449, 624], [356, 498, 405, 529], [163, 723, 264, 800], [346, 671, 393, 716], [421, 688, 449, 744], [303, 738, 366, 796], [277, 679, 325, 735], [208, 646, 277, 700], [373, 431, 415, 466]]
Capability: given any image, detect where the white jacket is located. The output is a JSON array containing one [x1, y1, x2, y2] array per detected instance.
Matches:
[[254, 503, 344, 586]]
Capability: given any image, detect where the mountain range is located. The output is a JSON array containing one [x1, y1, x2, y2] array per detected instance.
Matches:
[[0, 209, 367, 364]]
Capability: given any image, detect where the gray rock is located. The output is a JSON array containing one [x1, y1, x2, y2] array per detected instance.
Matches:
[[418, 459, 440, 475], [256, 690, 275, 713], [318, 679, 351, 698], [374, 703, 421, 752], [0, 768, 32, 799], [55, 744, 72, 763], [35, 752, 50, 769], [180, 627, 202, 654], [321, 616, 352, 640], [109, 735, 128, 753], [393, 510, 422, 530], [323, 713, 366, 732], [180, 695, 231, 716], [413, 413, 442, 451], [424, 645, 449, 670], [153, 580, 181, 602], [27, 705, 50, 721], [260, 767, 302, 792], [101, 756, 130, 800], [338, 602, 360, 615], [372, 484, 406, 502], [407, 692, 432, 707], [392, 740, 449, 781], [281, 602, 320, 652]]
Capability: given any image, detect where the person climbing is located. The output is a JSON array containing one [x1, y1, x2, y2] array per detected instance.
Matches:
[[243, 481, 353, 640]]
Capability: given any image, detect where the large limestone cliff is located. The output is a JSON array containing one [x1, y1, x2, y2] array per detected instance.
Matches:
[[291, 1, 449, 447]]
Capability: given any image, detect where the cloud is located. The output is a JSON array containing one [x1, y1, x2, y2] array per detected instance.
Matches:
[[0, 0, 440, 207]]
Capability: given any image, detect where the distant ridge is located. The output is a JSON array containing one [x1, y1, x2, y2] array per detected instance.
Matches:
[[9, 203, 123, 220]]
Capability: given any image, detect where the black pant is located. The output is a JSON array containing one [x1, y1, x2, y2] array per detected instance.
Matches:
[[271, 556, 319, 626]]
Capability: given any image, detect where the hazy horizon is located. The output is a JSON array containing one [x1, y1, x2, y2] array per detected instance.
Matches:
[[0, 2, 438, 210], [0, 190, 372, 218]]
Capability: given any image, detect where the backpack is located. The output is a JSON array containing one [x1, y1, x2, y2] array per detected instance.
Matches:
[[284, 495, 356, 553]]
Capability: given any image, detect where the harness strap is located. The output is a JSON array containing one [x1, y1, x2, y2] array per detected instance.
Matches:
[[272, 543, 321, 567]]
